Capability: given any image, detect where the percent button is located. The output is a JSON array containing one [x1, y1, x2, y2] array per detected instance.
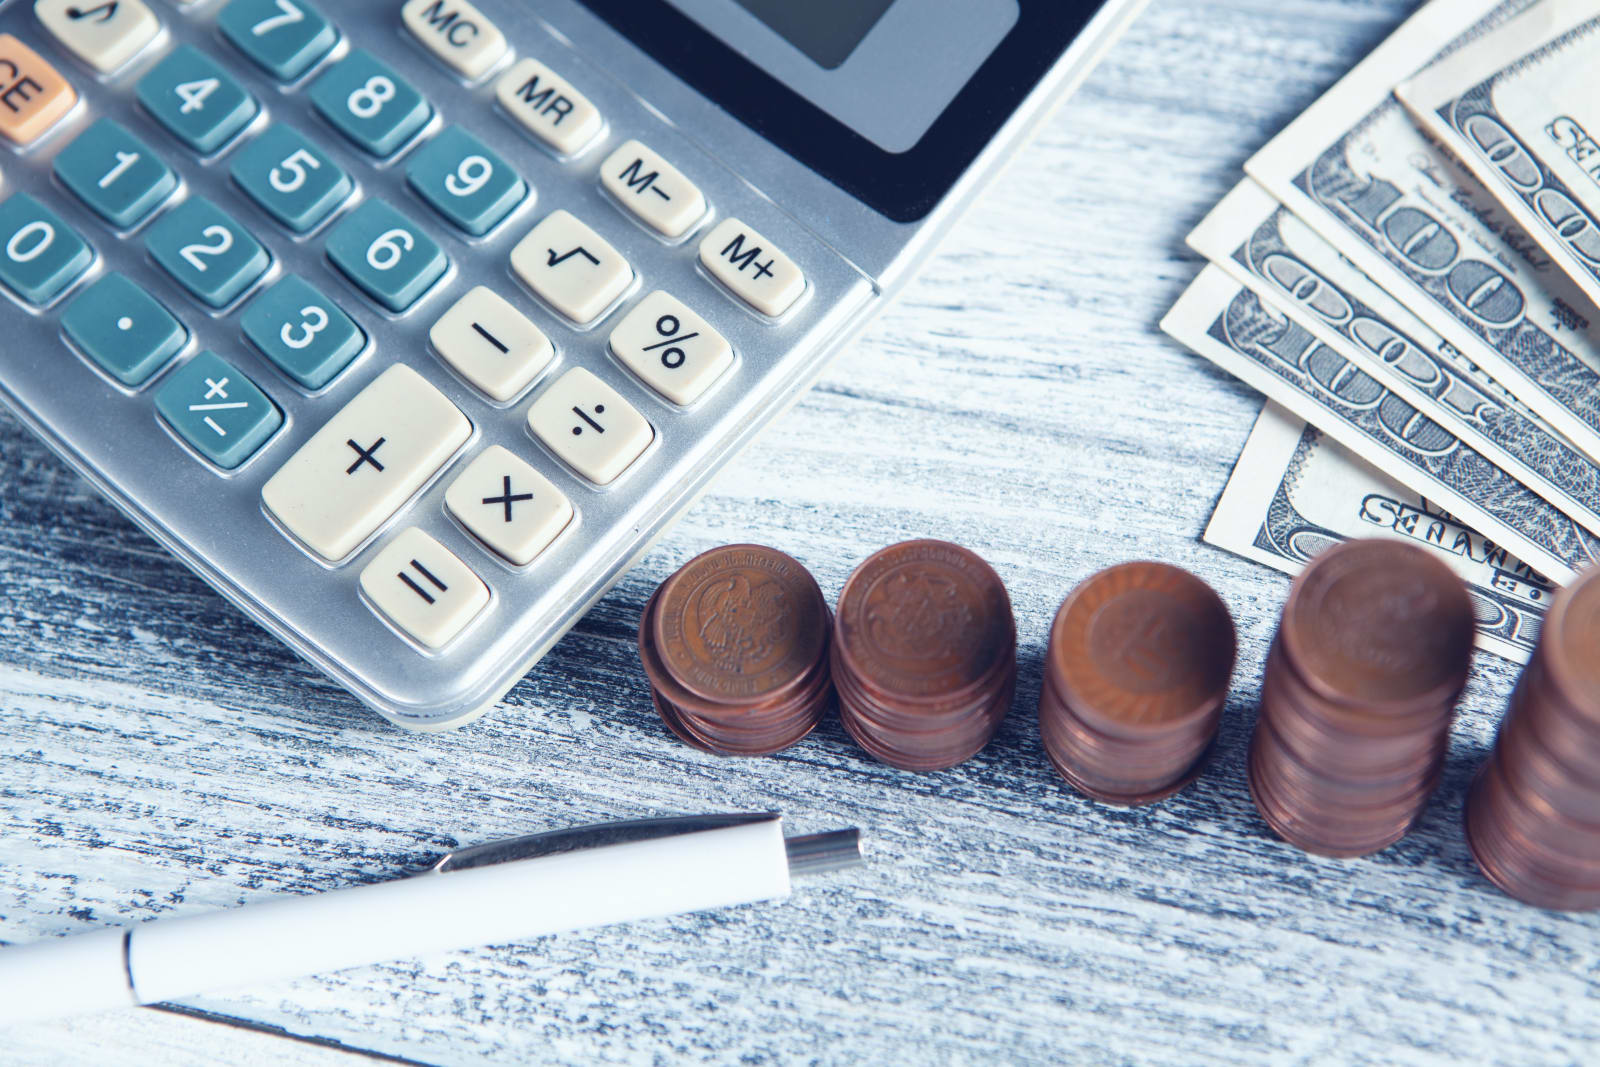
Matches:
[[608, 290, 733, 406]]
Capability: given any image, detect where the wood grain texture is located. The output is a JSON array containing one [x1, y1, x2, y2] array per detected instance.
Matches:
[[5, 0, 1597, 1063]]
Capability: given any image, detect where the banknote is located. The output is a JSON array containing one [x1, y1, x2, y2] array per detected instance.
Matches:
[[1160, 266, 1600, 582], [1187, 178, 1600, 539], [1399, 0, 1600, 313], [1245, 0, 1600, 470], [1206, 402, 1549, 663]]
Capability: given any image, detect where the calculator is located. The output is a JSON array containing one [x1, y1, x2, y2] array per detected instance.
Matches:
[[0, 0, 1147, 730]]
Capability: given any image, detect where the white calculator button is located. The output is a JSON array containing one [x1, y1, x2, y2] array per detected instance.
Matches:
[[698, 218, 805, 318], [609, 291, 731, 406], [360, 528, 488, 650], [510, 209, 633, 325], [262, 365, 472, 562], [599, 140, 707, 239], [445, 445, 572, 565], [401, 0, 506, 81], [527, 367, 652, 485], [430, 286, 554, 402], [495, 57, 601, 157], [36, 0, 159, 74]]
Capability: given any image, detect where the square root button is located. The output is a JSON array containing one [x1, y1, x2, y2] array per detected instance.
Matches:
[[445, 446, 571, 565], [527, 367, 652, 485], [510, 209, 631, 325], [360, 528, 488, 650]]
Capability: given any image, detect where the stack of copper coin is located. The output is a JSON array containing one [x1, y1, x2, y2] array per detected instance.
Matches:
[[639, 544, 832, 756], [832, 540, 1017, 772], [1249, 540, 1475, 858], [1038, 562, 1237, 805], [1467, 567, 1600, 910]]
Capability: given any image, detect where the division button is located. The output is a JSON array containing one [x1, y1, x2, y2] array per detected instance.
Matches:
[[360, 527, 488, 650], [599, 140, 706, 239], [698, 217, 805, 318], [62, 272, 186, 386], [0, 33, 77, 146], [262, 364, 471, 561], [401, 0, 507, 81], [609, 290, 731, 406], [510, 209, 632, 325], [494, 57, 601, 157], [527, 367, 652, 485], [445, 445, 572, 565], [36, 0, 161, 75], [154, 351, 282, 469], [429, 285, 552, 402]]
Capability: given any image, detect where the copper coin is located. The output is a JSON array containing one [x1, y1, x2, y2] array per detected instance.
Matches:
[[1478, 757, 1600, 865], [1542, 566, 1600, 720], [1248, 741, 1425, 858], [1279, 540, 1474, 711], [1262, 653, 1449, 774], [1467, 774, 1600, 911], [1508, 659, 1600, 779], [1493, 712, 1600, 825], [1468, 774, 1600, 897], [1046, 562, 1237, 740], [653, 544, 828, 706], [1254, 712, 1445, 803], [1039, 703, 1217, 804], [840, 677, 1012, 772], [834, 540, 1014, 701], [1039, 681, 1217, 780], [1266, 638, 1453, 740]]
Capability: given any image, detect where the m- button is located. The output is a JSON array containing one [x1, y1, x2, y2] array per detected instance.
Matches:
[[0, 34, 76, 146], [698, 218, 804, 318]]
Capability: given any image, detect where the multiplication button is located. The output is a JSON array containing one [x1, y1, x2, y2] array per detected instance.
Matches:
[[445, 446, 571, 566], [510, 209, 631, 325], [610, 291, 731, 406], [360, 528, 488, 650], [527, 367, 652, 485], [262, 364, 471, 561], [699, 218, 804, 318]]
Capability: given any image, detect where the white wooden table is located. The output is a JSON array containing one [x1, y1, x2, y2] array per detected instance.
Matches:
[[6, 1, 1595, 1062]]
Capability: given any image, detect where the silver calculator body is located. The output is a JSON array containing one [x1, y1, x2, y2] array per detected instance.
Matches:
[[0, 0, 1148, 730]]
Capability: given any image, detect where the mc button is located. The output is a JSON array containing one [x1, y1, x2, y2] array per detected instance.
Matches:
[[0, 34, 76, 146]]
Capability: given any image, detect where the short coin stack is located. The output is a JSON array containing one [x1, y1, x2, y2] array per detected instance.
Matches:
[[1250, 541, 1475, 858], [639, 544, 832, 756], [1038, 563, 1237, 805], [832, 540, 1017, 772], [1467, 567, 1600, 911]]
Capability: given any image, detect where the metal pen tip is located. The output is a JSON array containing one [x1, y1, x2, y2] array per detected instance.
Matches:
[[784, 828, 864, 876]]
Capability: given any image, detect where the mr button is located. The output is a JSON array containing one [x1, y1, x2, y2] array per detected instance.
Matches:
[[0, 34, 76, 146]]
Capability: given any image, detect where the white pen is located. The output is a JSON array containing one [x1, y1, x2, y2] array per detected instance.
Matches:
[[0, 813, 862, 1026]]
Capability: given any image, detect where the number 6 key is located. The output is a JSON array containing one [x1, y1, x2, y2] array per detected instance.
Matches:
[[326, 199, 448, 313]]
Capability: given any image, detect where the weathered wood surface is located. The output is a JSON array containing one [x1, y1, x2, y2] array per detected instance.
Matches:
[[4, 0, 1596, 1063]]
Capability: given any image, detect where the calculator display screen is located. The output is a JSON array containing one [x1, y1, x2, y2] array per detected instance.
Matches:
[[577, 0, 1114, 223]]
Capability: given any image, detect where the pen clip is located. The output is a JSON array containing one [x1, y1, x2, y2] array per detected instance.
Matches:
[[429, 812, 781, 874]]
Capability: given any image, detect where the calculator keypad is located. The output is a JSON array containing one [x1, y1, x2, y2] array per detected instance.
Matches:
[[262, 364, 471, 562], [230, 124, 352, 234], [54, 118, 177, 230], [62, 273, 186, 386], [241, 275, 365, 390], [401, 0, 507, 82], [445, 445, 571, 566], [310, 50, 431, 158], [137, 45, 258, 155], [327, 199, 448, 313], [511, 209, 631, 325], [495, 57, 601, 158], [36, 0, 160, 75], [217, 0, 339, 83], [0, 33, 77, 146], [0, 192, 92, 305], [359, 527, 488, 650], [527, 367, 652, 485], [600, 140, 706, 240], [406, 126, 526, 237], [154, 351, 282, 469], [146, 197, 270, 308], [430, 285, 552, 402]]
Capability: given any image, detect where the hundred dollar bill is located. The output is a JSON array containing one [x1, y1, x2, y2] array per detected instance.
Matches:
[[1207, 402, 1549, 663], [1160, 266, 1600, 582], [1187, 178, 1600, 539], [1399, 0, 1600, 313], [1245, 0, 1600, 469]]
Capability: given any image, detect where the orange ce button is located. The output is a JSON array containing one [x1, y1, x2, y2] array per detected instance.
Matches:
[[0, 35, 76, 146]]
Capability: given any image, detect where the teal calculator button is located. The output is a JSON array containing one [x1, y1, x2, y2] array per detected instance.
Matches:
[[242, 275, 365, 389], [406, 127, 526, 236], [0, 193, 93, 306], [53, 119, 177, 230], [137, 45, 259, 154], [146, 197, 271, 308], [231, 125, 352, 234], [309, 50, 431, 157], [156, 351, 282, 469], [62, 274, 186, 386], [218, 0, 338, 82], [326, 199, 447, 312]]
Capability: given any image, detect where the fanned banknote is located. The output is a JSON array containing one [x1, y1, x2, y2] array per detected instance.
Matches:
[[1398, 0, 1600, 313], [1187, 178, 1600, 539], [1245, 0, 1600, 470], [1206, 402, 1549, 663], [1161, 267, 1600, 583]]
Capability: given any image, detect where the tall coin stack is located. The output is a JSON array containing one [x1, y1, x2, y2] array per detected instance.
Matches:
[[1467, 567, 1600, 911], [1038, 563, 1237, 805], [639, 544, 833, 756], [1250, 541, 1475, 858], [832, 540, 1017, 772]]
